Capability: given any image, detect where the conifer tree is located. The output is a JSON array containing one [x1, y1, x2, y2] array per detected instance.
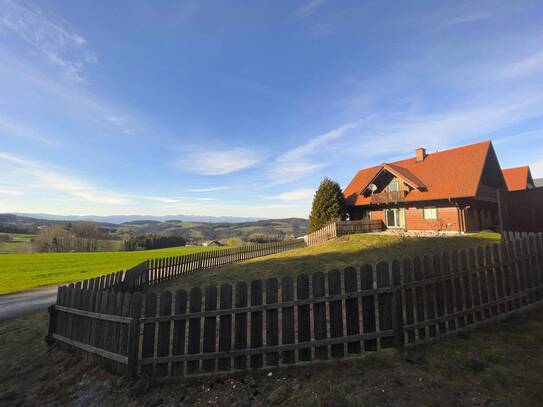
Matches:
[[308, 177, 345, 233]]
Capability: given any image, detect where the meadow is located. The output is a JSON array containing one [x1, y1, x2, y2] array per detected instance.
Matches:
[[0, 245, 223, 295], [0, 232, 35, 253]]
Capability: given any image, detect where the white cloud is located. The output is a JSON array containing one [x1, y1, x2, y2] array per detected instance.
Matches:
[[187, 186, 231, 192], [266, 188, 315, 202], [0, 151, 130, 205], [171, 147, 261, 175], [0, 0, 96, 82], [269, 122, 357, 184], [0, 187, 23, 196]]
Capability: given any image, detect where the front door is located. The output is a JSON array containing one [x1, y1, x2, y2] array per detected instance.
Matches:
[[385, 208, 405, 228]]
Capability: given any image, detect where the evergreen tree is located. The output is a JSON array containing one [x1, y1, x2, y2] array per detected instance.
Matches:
[[308, 177, 345, 233]]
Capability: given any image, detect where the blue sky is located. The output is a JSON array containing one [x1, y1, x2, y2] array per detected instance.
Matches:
[[1, 0, 543, 218]]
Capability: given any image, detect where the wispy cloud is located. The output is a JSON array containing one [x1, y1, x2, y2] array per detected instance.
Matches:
[[295, 0, 327, 18], [0, 0, 96, 82], [264, 188, 315, 202], [105, 116, 126, 125], [497, 49, 543, 78], [187, 186, 231, 193], [444, 12, 493, 26], [0, 151, 130, 205], [269, 122, 357, 184], [171, 147, 262, 175], [0, 115, 55, 145]]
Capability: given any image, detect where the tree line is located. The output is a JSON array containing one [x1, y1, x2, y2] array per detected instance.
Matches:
[[124, 234, 186, 251], [31, 222, 113, 253]]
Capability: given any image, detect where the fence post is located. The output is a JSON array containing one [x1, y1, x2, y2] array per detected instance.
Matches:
[[391, 260, 404, 350], [45, 304, 57, 346]]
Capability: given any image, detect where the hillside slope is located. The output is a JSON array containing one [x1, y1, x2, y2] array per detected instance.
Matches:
[[156, 232, 501, 291]]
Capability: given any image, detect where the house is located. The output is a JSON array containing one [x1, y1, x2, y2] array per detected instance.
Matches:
[[343, 140, 533, 233], [502, 166, 535, 191]]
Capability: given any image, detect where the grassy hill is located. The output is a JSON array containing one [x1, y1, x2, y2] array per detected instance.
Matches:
[[155, 232, 501, 292], [116, 218, 309, 242], [0, 245, 224, 295], [0, 214, 309, 245]]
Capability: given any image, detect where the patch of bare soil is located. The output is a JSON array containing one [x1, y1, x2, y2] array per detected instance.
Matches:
[[2, 307, 543, 406]]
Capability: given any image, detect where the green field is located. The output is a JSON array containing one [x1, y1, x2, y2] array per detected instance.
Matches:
[[0, 232, 35, 253], [156, 232, 501, 292], [0, 245, 224, 295]]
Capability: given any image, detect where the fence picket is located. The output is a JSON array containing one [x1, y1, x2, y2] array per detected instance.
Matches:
[[328, 270, 344, 357], [312, 272, 328, 360], [281, 276, 295, 364], [142, 293, 157, 376], [234, 282, 248, 370], [250, 280, 264, 368], [361, 264, 376, 351], [172, 289, 187, 376], [218, 284, 233, 371], [187, 287, 202, 375], [377, 262, 394, 348], [265, 278, 279, 366], [344, 267, 361, 354], [156, 291, 172, 377], [297, 274, 311, 361], [203, 286, 218, 372]]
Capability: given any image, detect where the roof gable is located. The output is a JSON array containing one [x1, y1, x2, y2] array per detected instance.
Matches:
[[502, 166, 534, 191], [344, 140, 496, 206]]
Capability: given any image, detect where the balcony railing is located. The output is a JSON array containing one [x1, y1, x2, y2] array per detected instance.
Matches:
[[370, 190, 408, 205]]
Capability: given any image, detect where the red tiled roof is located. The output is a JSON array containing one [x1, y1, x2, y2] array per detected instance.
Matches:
[[344, 140, 495, 206], [502, 166, 532, 191]]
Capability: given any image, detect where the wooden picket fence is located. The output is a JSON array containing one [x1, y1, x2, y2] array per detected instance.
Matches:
[[304, 219, 383, 246], [47, 232, 543, 378], [69, 240, 305, 293]]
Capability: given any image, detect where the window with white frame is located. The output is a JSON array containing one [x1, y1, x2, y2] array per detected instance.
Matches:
[[423, 207, 438, 220]]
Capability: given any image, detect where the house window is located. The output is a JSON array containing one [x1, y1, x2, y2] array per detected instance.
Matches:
[[387, 180, 400, 192], [423, 207, 438, 220], [385, 208, 405, 228]]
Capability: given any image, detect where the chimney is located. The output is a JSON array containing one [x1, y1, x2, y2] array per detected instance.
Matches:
[[416, 147, 426, 162]]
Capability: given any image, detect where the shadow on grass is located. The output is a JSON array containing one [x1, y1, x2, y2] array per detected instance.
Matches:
[[154, 234, 500, 292]]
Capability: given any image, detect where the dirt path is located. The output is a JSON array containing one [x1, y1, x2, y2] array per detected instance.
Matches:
[[0, 286, 57, 320]]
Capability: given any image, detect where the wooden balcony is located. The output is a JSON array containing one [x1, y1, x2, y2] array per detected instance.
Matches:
[[370, 190, 408, 205]]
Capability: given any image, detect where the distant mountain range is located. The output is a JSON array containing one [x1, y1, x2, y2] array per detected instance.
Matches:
[[8, 212, 263, 225]]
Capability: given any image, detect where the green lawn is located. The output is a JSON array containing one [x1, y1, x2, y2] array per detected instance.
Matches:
[[156, 232, 501, 292], [0, 245, 224, 295]]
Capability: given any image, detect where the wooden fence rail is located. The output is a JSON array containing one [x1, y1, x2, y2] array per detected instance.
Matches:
[[47, 232, 543, 378], [68, 240, 305, 293], [305, 220, 383, 246]]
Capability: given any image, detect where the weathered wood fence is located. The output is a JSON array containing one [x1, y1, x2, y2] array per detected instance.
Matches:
[[70, 240, 305, 293], [305, 220, 383, 246], [47, 232, 543, 378]]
